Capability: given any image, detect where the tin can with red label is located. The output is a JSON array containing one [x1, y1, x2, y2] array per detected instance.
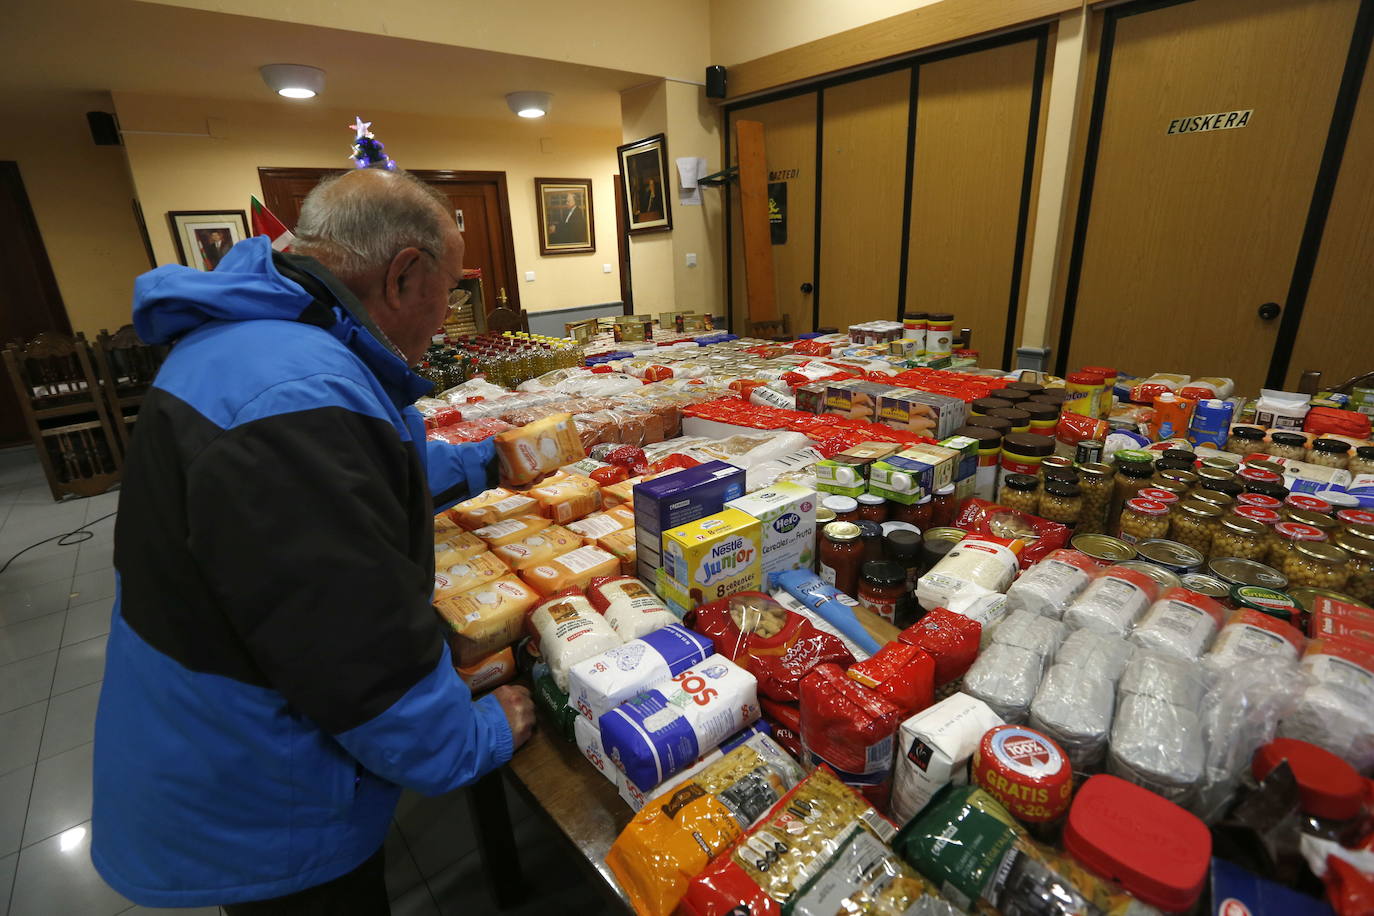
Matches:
[[972, 724, 1073, 824]]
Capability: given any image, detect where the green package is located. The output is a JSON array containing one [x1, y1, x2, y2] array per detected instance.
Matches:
[[532, 670, 578, 742]]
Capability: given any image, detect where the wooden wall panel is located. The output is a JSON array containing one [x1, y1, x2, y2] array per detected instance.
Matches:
[[906, 38, 1042, 366], [817, 70, 911, 330]]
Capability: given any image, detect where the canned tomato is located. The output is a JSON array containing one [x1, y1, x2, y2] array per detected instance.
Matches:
[[1075, 439, 1104, 465]]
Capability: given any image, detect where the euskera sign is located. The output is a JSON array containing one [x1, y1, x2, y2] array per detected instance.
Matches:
[[1167, 109, 1253, 134]]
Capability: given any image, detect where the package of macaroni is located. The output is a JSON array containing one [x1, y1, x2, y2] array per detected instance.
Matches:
[[949, 498, 1071, 569], [689, 592, 856, 701], [605, 733, 804, 916], [799, 663, 904, 812], [676, 766, 898, 916]]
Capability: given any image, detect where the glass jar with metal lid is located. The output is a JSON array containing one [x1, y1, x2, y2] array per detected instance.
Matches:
[[1023, 400, 1059, 433], [1118, 497, 1171, 543], [989, 387, 1033, 405], [1208, 556, 1289, 592], [1225, 426, 1267, 455], [1283, 506, 1340, 537], [1138, 487, 1181, 507], [919, 527, 966, 576], [1001, 473, 1040, 514], [1180, 572, 1231, 601], [1155, 468, 1200, 490], [822, 495, 860, 523], [1041, 455, 1076, 476], [1239, 467, 1287, 497], [1307, 438, 1352, 469], [1198, 478, 1244, 501], [1117, 558, 1183, 591], [1333, 532, 1374, 605], [1191, 489, 1236, 513], [1286, 493, 1334, 516], [1075, 463, 1115, 535], [1233, 505, 1284, 558], [1350, 445, 1374, 477], [1135, 538, 1205, 575], [1211, 514, 1271, 562], [965, 414, 1014, 436], [1244, 457, 1288, 476], [1148, 477, 1192, 500], [1154, 457, 1196, 473], [1268, 521, 1328, 570], [1110, 451, 1156, 531], [1336, 510, 1374, 533], [1266, 432, 1308, 461], [1163, 447, 1197, 464], [1238, 492, 1284, 511], [1283, 541, 1351, 592], [1070, 532, 1137, 564], [1006, 380, 1046, 395], [988, 407, 1030, 434], [1202, 456, 1242, 472], [856, 493, 888, 524], [1039, 479, 1083, 526], [1170, 499, 1223, 556], [819, 521, 864, 595]]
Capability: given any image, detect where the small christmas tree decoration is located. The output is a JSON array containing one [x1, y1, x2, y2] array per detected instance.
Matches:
[[349, 116, 396, 170]]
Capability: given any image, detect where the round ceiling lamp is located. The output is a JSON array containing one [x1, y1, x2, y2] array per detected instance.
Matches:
[[506, 91, 553, 118], [260, 64, 326, 99]]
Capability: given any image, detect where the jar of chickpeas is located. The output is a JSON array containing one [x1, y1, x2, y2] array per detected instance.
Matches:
[[1192, 489, 1236, 513], [1286, 493, 1334, 516], [1138, 487, 1181, 507], [1001, 473, 1041, 514], [1075, 463, 1114, 535], [1170, 499, 1223, 556], [1266, 432, 1308, 461], [1234, 505, 1283, 557], [1268, 521, 1327, 570], [1109, 454, 1157, 531], [1283, 541, 1351, 591], [1225, 426, 1267, 455], [1148, 478, 1192, 500], [1155, 468, 1200, 491], [1238, 492, 1284, 511], [1039, 479, 1083, 526], [1119, 497, 1171, 543], [1283, 506, 1340, 538], [1211, 514, 1270, 562], [1335, 532, 1374, 605], [1350, 446, 1374, 477], [1308, 438, 1353, 469]]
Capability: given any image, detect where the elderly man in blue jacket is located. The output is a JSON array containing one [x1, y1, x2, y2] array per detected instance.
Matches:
[[91, 168, 534, 914]]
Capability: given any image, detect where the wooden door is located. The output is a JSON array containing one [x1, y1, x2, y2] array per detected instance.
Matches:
[[258, 167, 522, 312], [728, 92, 818, 334], [1057, 0, 1363, 391], [907, 36, 1047, 368], [0, 161, 71, 446], [817, 70, 911, 331]]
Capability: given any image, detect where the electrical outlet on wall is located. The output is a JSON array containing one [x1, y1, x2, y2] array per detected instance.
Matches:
[[524, 271, 536, 282], [603, 264, 612, 273], [685, 253, 697, 268]]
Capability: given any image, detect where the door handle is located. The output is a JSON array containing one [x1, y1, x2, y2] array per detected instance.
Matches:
[[800, 282, 814, 294], [1257, 302, 1281, 321], [497, 287, 509, 306]]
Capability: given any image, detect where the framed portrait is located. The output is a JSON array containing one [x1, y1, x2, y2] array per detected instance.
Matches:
[[617, 134, 672, 234], [535, 178, 595, 255], [168, 210, 249, 271]]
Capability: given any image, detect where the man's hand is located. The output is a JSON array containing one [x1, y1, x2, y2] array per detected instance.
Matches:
[[492, 684, 535, 750]]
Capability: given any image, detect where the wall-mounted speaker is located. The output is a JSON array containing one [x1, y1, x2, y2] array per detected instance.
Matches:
[[705, 66, 727, 100], [87, 111, 121, 146]]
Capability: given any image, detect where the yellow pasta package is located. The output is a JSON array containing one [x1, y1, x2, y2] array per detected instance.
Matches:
[[494, 412, 585, 485], [449, 488, 539, 531], [435, 575, 540, 665], [491, 525, 581, 571], [434, 530, 486, 567], [433, 552, 510, 602], [529, 474, 602, 525]]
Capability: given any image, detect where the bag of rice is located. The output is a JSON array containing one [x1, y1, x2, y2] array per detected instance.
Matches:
[[600, 655, 759, 792], [573, 714, 617, 784], [567, 623, 714, 721], [528, 589, 622, 691], [1054, 628, 1134, 684], [587, 575, 678, 639], [1279, 637, 1374, 771], [890, 693, 1004, 825]]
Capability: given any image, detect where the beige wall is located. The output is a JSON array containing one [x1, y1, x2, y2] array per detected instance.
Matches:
[[113, 92, 625, 313], [710, 0, 943, 67], [0, 90, 152, 335]]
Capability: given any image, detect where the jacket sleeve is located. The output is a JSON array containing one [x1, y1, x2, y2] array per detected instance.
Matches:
[[185, 373, 512, 795], [424, 436, 497, 514]]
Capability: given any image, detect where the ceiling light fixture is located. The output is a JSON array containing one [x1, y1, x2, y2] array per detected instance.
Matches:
[[506, 91, 553, 119], [260, 64, 326, 99]]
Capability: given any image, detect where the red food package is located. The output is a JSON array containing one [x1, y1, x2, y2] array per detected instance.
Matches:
[[689, 593, 855, 702], [423, 405, 463, 430], [898, 608, 982, 686], [791, 339, 831, 356], [799, 663, 904, 811], [759, 697, 803, 759], [846, 642, 935, 717], [1326, 856, 1374, 916], [589, 464, 628, 486], [642, 365, 673, 382], [603, 444, 646, 469], [648, 452, 700, 474], [1306, 406, 1371, 440], [1055, 411, 1110, 447], [951, 497, 1069, 569], [426, 417, 514, 444]]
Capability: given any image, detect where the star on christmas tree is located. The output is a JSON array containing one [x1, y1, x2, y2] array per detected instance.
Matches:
[[348, 115, 396, 170]]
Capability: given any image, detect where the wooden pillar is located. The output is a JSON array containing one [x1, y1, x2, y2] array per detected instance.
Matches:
[[735, 120, 778, 322]]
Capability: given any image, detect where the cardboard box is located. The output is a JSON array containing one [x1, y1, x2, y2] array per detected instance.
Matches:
[[632, 461, 745, 581], [823, 380, 899, 422], [814, 459, 868, 497], [876, 388, 969, 438], [726, 481, 817, 577], [661, 508, 762, 608], [938, 435, 980, 502], [794, 382, 827, 415], [868, 444, 959, 503]]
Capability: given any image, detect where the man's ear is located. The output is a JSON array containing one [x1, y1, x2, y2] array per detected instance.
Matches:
[[383, 247, 424, 312]]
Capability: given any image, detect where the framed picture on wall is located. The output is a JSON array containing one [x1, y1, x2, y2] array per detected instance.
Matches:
[[617, 134, 672, 234], [167, 210, 249, 271], [534, 178, 595, 255]]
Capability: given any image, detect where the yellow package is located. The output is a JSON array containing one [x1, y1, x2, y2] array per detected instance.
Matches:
[[434, 511, 464, 535], [434, 530, 486, 567], [529, 474, 602, 524], [449, 488, 539, 531], [601, 476, 643, 509], [455, 647, 516, 694], [472, 515, 553, 548], [494, 412, 585, 485], [519, 545, 620, 596], [597, 527, 637, 576], [491, 525, 581, 571], [661, 508, 763, 608], [566, 506, 635, 544], [435, 575, 540, 665], [433, 552, 510, 602]]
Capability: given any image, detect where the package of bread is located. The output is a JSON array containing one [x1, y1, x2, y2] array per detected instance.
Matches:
[[495, 412, 585, 485], [588, 575, 679, 639], [520, 545, 621, 596], [455, 646, 516, 694], [529, 473, 603, 524], [435, 575, 541, 665], [597, 528, 637, 576], [567, 506, 635, 544], [491, 525, 581, 571], [434, 529, 486, 567], [471, 515, 553, 548], [449, 488, 539, 530], [433, 551, 510, 602], [529, 589, 623, 690]]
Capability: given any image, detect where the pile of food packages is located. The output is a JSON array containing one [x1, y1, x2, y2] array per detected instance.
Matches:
[[416, 328, 1374, 916]]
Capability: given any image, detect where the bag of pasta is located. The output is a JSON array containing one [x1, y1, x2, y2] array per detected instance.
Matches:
[[950, 498, 1070, 570], [605, 734, 804, 916]]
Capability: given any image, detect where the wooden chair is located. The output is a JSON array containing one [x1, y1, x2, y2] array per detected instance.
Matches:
[[748, 314, 792, 341], [486, 306, 530, 333], [2, 332, 123, 500], [91, 324, 168, 456]]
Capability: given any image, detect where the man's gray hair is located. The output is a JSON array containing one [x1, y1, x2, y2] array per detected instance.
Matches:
[[292, 169, 453, 279]]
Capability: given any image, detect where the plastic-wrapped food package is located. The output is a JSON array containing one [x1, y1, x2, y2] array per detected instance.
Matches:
[[471, 515, 552, 548], [600, 655, 760, 792], [618, 720, 774, 811], [494, 412, 586, 485], [435, 575, 541, 666], [916, 536, 1023, 611], [1062, 565, 1160, 637], [799, 663, 904, 811], [520, 544, 621, 596], [605, 734, 804, 916], [890, 693, 1004, 824], [949, 498, 1071, 569], [587, 575, 678, 638], [448, 488, 538, 530], [432, 551, 509, 602], [769, 588, 873, 662], [527, 589, 622, 690], [1003, 549, 1100, 619], [1029, 664, 1115, 771], [943, 586, 1011, 638], [1118, 651, 1205, 710], [961, 643, 1046, 724], [1108, 694, 1205, 804], [1130, 587, 1225, 661], [1279, 638, 1374, 771], [432, 529, 486, 565], [567, 623, 714, 721], [897, 607, 982, 687], [846, 642, 935, 717], [489, 525, 580, 571], [427, 417, 514, 443], [528, 473, 602, 524], [1054, 628, 1135, 684], [1204, 608, 1306, 675], [991, 608, 1065, 659], [437, 377, 511, 403], [786, 827, 955, 916]]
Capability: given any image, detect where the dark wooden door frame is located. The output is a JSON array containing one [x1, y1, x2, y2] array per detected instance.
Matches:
[[257, 166, 523, 311], [1, 161, 70, 338], [614, 174, 633, 314]]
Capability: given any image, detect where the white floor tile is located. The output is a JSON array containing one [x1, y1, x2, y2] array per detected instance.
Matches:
[[74, 542, 115, 577], [0, 766, 33, 857], [83, 492, 120, 523], [51, 635, 107, 695], [67, 569, 116, 610], [0, 613, 66, 667], [0, 703, 46, 777], [385, 826, 425, 902], [0, 581, 72, 628], [39, 683, 100, 761], [1, 506, 88, 544], [0, 653, 57, 716], [0, 553, 77, 592], [389, 880, 441, 916], [63, 599, 114, 647], [8, 820, 131, 916], [0, 850, 15, 916], [118, 906, 221, 915], [22, 743, 92, 847]]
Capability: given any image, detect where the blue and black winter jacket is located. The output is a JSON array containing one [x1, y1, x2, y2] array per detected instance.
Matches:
[[91, 237, 512, 907]]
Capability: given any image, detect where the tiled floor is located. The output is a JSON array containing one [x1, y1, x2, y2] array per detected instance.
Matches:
[[0, 446, 611, 915]]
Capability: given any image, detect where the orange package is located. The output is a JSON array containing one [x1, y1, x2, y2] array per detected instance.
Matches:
[[448, 488, 539, 530], [596, 528, 637, 576], [491, 525, 581, 571], [434, 529, 486, 566], [455, 647, 516, 693], [519, 545, 621, 596], [434, 575, 541, 665], [433, 551, 509, 602], [471, 515, 553, 548], [528, 473, 602, 524], [494, 412, 585, 485], [566, 506, 635, 544]]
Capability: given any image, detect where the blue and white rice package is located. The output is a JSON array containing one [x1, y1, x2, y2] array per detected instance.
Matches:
[[573, 714, 617, 784], [567, 623, 714, 722], [599, 654, 760, 791], [617, 720, 774, 810]]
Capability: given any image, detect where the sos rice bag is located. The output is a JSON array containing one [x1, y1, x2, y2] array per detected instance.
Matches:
[[435, 575, 541, 666], [529, 472, 602, 524], [433, 551, 509, 602], [618, 721, 774, 811], [433, 529, 486, 566], [490, 525, 580, 571], [520, 545, 621, 597], [528, 589, 622, 691], [799, 663, 904, 811], [587, 575, 678, 639], [605, 734, 804, 916], [494, 412, 585, 485], [690, 592, 855, 702], [600, 655, 760, 792], [449, 488, 539, 530], [471, 515, 552, 547], [573, 714, 617, 783], [567, 623, 714, 721]]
